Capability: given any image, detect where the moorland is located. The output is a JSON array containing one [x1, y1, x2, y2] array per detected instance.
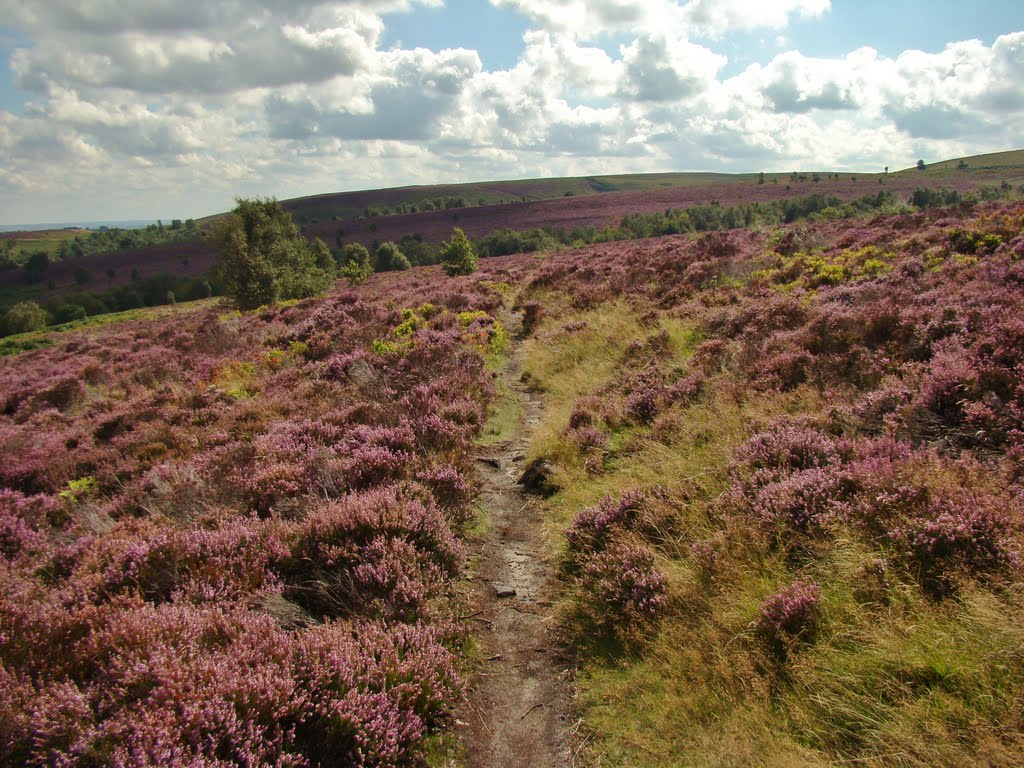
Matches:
[[2, 150, 1024, 767]]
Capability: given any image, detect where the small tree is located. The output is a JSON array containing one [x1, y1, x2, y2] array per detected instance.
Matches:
[[206, 197, 333, 310], [2, 301, 48, 336], [374, 241, 410, 272], [23, 251, 49, 283], [339, 243, 374, 285], [439, 227, 477, 277], [916, 159, 926, 170]]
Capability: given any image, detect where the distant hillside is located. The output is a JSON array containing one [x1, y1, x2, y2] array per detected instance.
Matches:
[[916, 148, 1024, 172], [268, 171, 762, 226], [4, 148, 1022, 311]]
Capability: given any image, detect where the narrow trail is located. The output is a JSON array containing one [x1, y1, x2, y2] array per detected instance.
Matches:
[[458, 314, 575, 768]]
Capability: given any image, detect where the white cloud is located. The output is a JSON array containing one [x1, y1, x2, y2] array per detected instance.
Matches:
[[0, 0, 1022, 223], [8, 5, 384, 95], [265, 47, 482, 141], [617, 33, 726, 102], [681, 0, 830, 36], [490, 0, 829, 39]]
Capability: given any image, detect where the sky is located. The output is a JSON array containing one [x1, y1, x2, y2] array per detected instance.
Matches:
[[0, 0, 1022, 225]]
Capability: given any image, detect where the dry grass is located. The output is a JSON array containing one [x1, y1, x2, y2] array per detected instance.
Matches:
[[517, 296, 1024, 768]]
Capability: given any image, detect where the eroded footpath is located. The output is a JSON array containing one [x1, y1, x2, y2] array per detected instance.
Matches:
[[458, 325, 575, 768]]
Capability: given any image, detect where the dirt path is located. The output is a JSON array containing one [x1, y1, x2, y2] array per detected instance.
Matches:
[[458, 321, 575, 768]]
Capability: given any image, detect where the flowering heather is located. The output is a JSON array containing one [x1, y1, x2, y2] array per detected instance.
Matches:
[[0, 489, 57, 559], [732, 423, 848, 489], [747, 466, 857, 534], [888, 493, 1020, 591], [565, 489, 648, 557], [285, 486, 462, 620], [689, 533, 726, 576], [413, 464, 474, 521], [757, 579, 822, 647], [580, 541, 667, 627], [0, 266, 510, 763]]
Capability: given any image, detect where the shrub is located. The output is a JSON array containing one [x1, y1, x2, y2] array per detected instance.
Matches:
[[1, 301, 48, 337], [888, 493, 1019, 593], [757, 579, 822, 651], [748, 466, 857, 535], [565, 490, 647, 557], [286, 487, 462, 618], [439, 228, 477, 277], [580, 541, 667, 628], [625, 377, 664, 424], [374, 241, 411, 272], [207, 197, 334, 310], [339, 243, 374, 285], [414, 464, 474, 521], [295, 620, 462, 765], [733, 423, 846, 488], [689, 533, 726, 578]]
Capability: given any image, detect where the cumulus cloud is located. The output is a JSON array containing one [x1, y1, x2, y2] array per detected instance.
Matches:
[[0, 0, 1022, 223], [266, 47, 482, 141], [490, 0, 829, 39], [681, 0, 830, 36], [617, 33, 725, 102], [7, 3, 386, 94]]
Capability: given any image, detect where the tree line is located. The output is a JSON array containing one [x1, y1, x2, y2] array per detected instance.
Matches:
[[0, 219, 199, 273], [4, 184, 1017, 338]]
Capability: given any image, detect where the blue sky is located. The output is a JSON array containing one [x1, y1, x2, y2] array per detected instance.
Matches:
[[1, 0, 1023, 224], [380, 0, 1024, 74]]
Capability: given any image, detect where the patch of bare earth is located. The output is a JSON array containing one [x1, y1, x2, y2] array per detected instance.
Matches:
[[458, 325, 575, 768]]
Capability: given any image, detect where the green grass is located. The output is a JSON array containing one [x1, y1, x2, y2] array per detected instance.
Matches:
[[2, 229, 88, 263], [477, 378, 522, 447], [922, 149, 1024, 172], [517, 293, 1024, 768]]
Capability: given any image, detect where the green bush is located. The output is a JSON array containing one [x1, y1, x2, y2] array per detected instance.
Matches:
[[2, 301, 48, 336], [339, 243, 374, 285], [206, 197, 334, 310], [439, 227, 477, 277], [374, 241, 410, 272]]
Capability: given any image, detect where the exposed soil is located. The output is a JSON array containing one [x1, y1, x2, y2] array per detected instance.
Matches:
[[458, 318, 575, 768]]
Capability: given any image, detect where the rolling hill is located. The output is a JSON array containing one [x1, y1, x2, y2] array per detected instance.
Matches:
[[3, 149, 1023, 313]]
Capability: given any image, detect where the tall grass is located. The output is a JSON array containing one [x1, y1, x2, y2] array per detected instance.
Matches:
[[520, 291, 1024, 767]]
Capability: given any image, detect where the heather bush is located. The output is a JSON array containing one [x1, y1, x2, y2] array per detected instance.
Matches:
[[622, 368, 667, 424], [295, 620, 462, 765], [413, 464, 474, 522], [66, 518, 287, 606], [579, 541, 667, 632], [566, 395, 612, 431], [753, 346, 813, 391], [747, 466, 858, 535], [888, 492, 1020, 593], [757, 579, 822, 652], [285, 486, 462, 619], [666, 372, 705, 406], [732, 422, 847, 488], [565, 489, 648, 559], [0, 260, 507, 763], [0, 489, 59, 559], [689, 531, 727, 579], [565, 426, 609, 455]]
